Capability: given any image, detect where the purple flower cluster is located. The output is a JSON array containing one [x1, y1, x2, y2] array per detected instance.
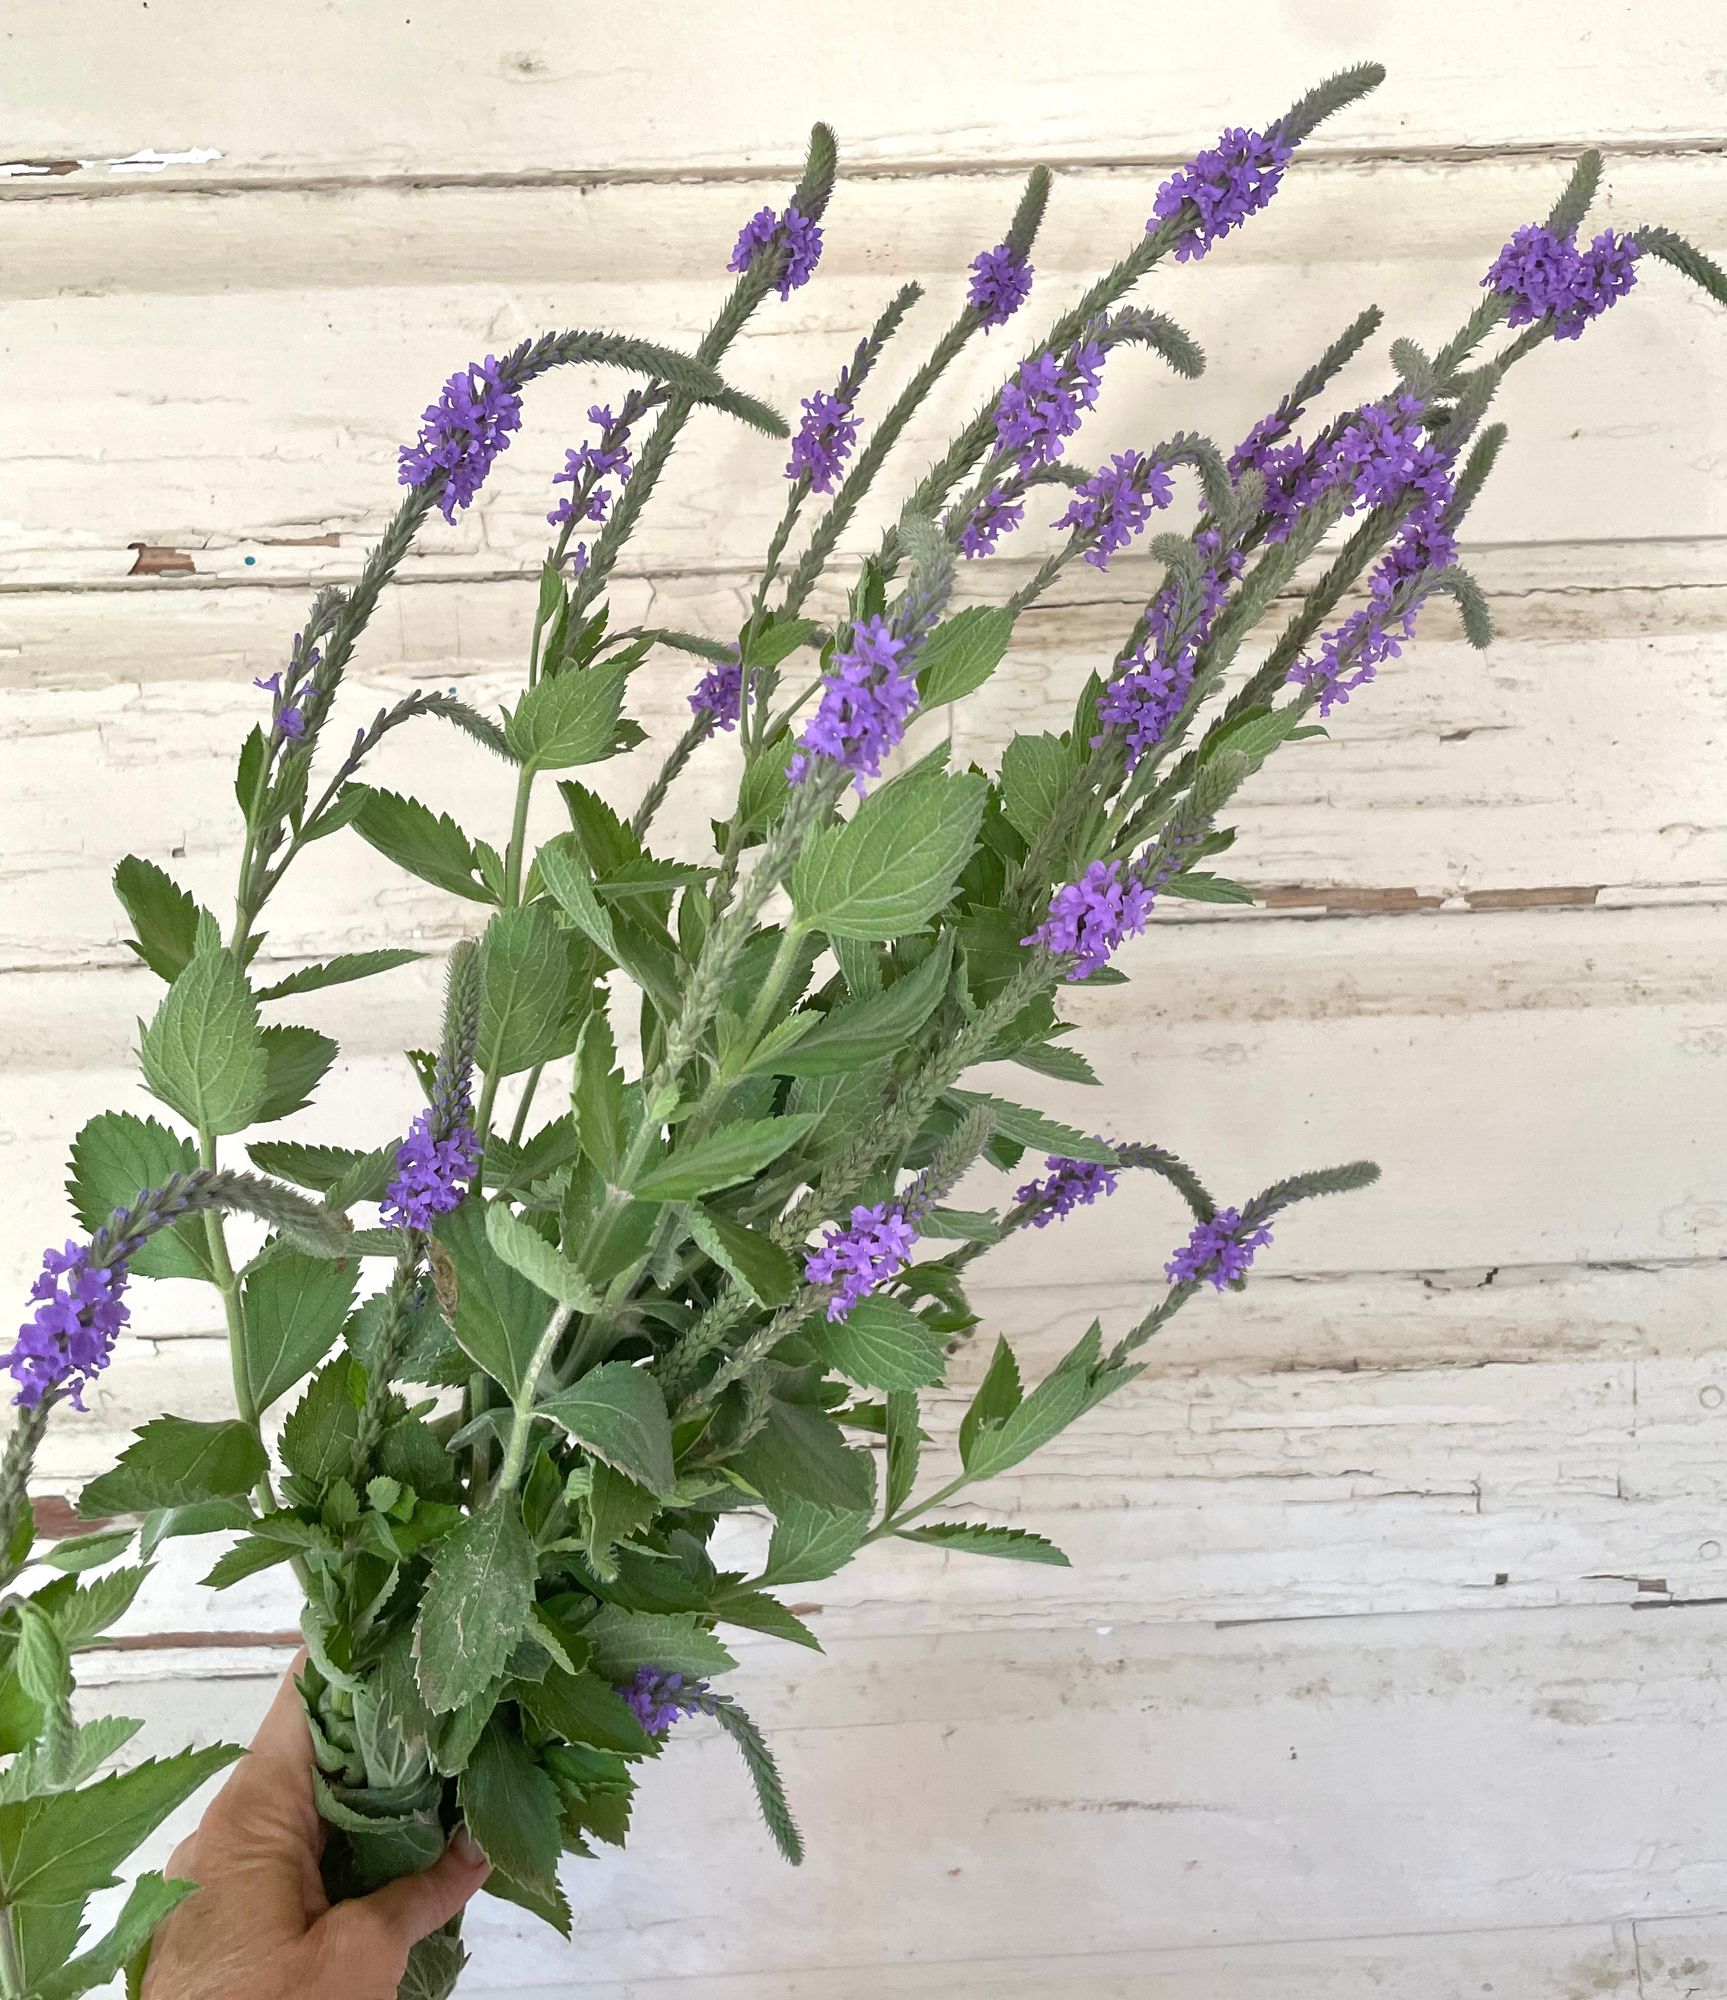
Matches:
[[1023, 859, 1154, 980], [955, 486, 1026, 561], [1015, 1154, 1120, 1228], [1094, 531, 1244, 767], [380, 1112, 480, 1232], [622, 1666, 709, 1737], [398, 355, 523, 523], [786, 389, 859, 493], [1287, 598, 1426, 718], [728, 205, 824, 300], [805, 1200, 919, 1322], [967, 242, 1035, 329], [548, 405, 633, 530], [1053, 450, 1176, 570], [786, 615, 919, 792], [993, 339, 1107, 472], [689, 649, 747, 736], [8, 1240, 130, 1409], [1151, 125, 1295, 262], [253, 662, 313, 742], [1165, 1207, 1274, 1289], [1484, 224, 1640, 340]]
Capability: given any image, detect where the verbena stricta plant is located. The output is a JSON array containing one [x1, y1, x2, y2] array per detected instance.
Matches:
[[3, 62, 1723, 2000]]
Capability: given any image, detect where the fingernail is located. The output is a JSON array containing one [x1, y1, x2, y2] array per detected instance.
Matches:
[[453, 1826, 487, 1868]]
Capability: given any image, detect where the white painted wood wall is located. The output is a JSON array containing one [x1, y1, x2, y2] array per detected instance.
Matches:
[[6, 4, 1727, 1992]]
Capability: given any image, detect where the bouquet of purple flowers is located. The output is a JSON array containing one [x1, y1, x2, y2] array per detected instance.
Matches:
[[1, 61, 1721, 1999]]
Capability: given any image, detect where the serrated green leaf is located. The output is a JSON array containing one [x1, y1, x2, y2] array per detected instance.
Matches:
[[729, 1402, 876, 1515], [569, 1011, 625, 1180], [632, 1115, 818, 1202], [945, 1090, 1115, 1166], [459, 1718, 563, 1897], [505, 658, 631, 772], [767, 934, 953, 1077], [113, 856, 207, 983], [999, 732, 1081, 844], [349, 787, 493, 903], [518, 1666, 653, 1756], [898, 1522, 1069, 1564], [535, 834, 620, 959], [739, 614, 820, 671], [757, 1497, 871, 1587], [962, 1324, 1100, 1482], [39, 1528, 134, 1575], [278, 1358, 366, 1505], [538, 1363, 676, 1498], [243, 1250, 359, 1411], [484, 1201, 603, 1314], [1161, 871, 1255, 905], [254, 950, 423, 1003], [79, 1418, 267, 1519], [687, 1206, 799, 1307], [478, 903, 591, 1077], [583, 1608, 736, 1683], [958, 1338, 1023, 1469], [138, 949, 268, 1136], [33, 1871, 198, 2000], [67, 1112, 210, 1283], [35, 1565, 149, 1649], [581, 1462, 656, 1581], [884, 1390, 923, 1520], [791, 772, 986, 942], [915, 605, 1015, 708], [712, 1589, 822, 1650], [434, 1198, 550, 1399], [813, 1296, 947, 1391], [415, 1500, 537, 1714]]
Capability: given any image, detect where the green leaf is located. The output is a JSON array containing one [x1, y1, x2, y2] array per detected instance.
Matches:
[[138, 949, 268, 1136], [958, 1338, 1023, 1469], [39, 1528, 134, 1575], [478, 903, 590, 1077], [35, 1565, 149, 1649], [242, 1250, 359, 1411], [687, 1206, 799, 1307], [79, 1418, 267, 1519], [631, 1115, 819, 1202], [245, 1141, 371, 1197], [434, 1198, 551, 1398], [814, 1296, 947, 1392], [1161, 871, 1255, 905], [739, 614, 820, 671], [945, 1090, 1116, 1166], [278, 1358, 365, 1503], [67, 1112, 210, 1284], [535, 834, 620, 960], [254, 950, 423, 1003], [538, 1363, 676, 1498], [113, 856, 207, 983], [504, 658, 631, 772], [999, 732, 1081, 845], [791, 771, 986, 941], [0, 1714, 144, 1809], [414, 1500, 537, 1714], [767, 934, 953, 1077], [898, 1522, 1069, 1564], [712, 1589, 822, 1650], [518, 1667, 652, 1756], [708, 1697, 803, 1865], [581, 1463, 657, 1581], [34, 1872, 199, 2000], [962, 1325, 1100, 1482], [730, 1402, 876, 1515], [884, 1391, 923, 1519], [459, 1719, 563, 1897], [0, 1744, 239, 1907], [349, 787, 493, 903], [14, 1606, 74, 1787], [915, 606, 1015, 708], [757, 1497, 871, 1587], [484, 1202, 604, 1314], [583, 1608, 736, 1683]]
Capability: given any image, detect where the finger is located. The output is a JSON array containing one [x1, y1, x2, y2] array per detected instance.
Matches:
[[304, 1835, 491, 1994], [248, 1649, 313, 1760]]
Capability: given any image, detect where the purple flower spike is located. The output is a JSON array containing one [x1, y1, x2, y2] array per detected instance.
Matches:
[[1484, 223, 1640, 340], [728, 204, 824, 300], [993, 339, 1107, 473], [8, 1240, 130, 1410], [622, 1666, 709, 1738], [955, 487, 1026, 561], [1053, 450, 1176, 570], [805, 1201, 919, 1321], [786, 390, 858, 493], [968, 242, 1034, 329], [1165, 1206, 1274, 1289], [1015, 1154, 1120, 1228], [548, 404, 634, 529], [398, 355, 523, 523], [786, 615, 918, 793], [1151, 125, 1294, 262], [380, 1113, 479, 1231], [1023, 859, 1154, 981], [689, 651, 747, 736]]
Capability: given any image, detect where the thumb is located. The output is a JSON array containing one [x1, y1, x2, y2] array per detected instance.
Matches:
[[303, 1832, 491, 1996]]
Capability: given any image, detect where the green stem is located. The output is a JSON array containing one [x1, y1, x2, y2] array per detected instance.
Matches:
[[496, 1306, 574, 1495], [507, 1063, 546, 1149], [0, 1903, 24, 1999], [503, 766, 536, 906], [200, 1134, 258, 1435], [864, 1469, 970, 1544]]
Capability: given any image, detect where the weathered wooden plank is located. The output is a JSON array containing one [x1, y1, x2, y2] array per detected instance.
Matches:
[[7, 1, 1725, 188], [4, 155, 1724, 586], [65, 1606, 1727, 1986], [3, 576, 1726, 971]]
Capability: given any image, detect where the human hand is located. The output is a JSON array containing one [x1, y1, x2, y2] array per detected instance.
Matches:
[[140, 1660, 490, 2000]]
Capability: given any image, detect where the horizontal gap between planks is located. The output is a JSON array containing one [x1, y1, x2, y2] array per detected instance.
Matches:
[[5, 133, 1727, 205]]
